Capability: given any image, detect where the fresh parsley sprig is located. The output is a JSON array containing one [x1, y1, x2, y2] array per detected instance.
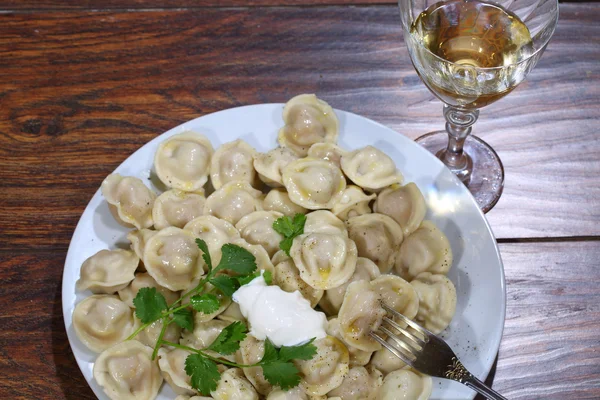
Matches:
[[272, 213, 307, 256], [127, 239, 258, 354], [163, 323, 317, 395], [127, 237, 316, 395]]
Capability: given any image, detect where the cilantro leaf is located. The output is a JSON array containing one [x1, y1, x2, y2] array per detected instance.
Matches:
[[209, 275, 240, 297], [236, 272, 260, 287], [262, 361, 301, 391], [278, 338, 317, 361], [273, 215, 295, 237], [263, 270, 273, 285], [273, 213, 306, 256], [195, 238, 212, 272], [133, 287, 168, 323], [213, 244, 257, 275], [185, 354, 221, 395], [172, 308, 194, 331], [261, 338, 279, 364], [278, 237, 295, 256], [190, 293, 220, 314], [207, 321, 248, 355]]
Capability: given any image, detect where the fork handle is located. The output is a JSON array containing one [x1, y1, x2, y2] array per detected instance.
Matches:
[[464, 375, 508, 400]]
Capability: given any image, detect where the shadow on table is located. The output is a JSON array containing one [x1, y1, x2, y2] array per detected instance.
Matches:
[[475, 354, 499, 400], [51, 283, 95, 400]]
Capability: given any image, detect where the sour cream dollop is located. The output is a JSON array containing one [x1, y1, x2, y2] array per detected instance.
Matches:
[[232, 274, 327, 347]]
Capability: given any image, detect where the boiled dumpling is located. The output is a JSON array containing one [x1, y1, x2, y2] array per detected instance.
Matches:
[[273, 254, 324, 307], [377, 368, 432, 400], [154, 131, 214, 191], [93, 340, 162, 400], [212, 368, 259, 400], [295, 336, 349, 396], [152, 189, 205, 230], [307, 142, 347, 168], [137, 318, 182, 348], [143, 227, 205, 291], [180, 319, 230, 349], [394, 220, 452, 280], [346, 214, 404, 274], [218, 302, 246, 323], [253, 147, 300, 187], [290, 232, 357, 290], [118, 272, 180, 308], [72, 295, 137, 353], [326, 317, 374, 367], [340, 146, 403, 192], [370, 340, 407, 376], [76, 249, 138, 294], [266, 387, 310, 399], [184, 215, 241, 261], [304, 210, 348, 237], [263, 188, 308, 216], [236, 336, 273, 395], [236, 211, 284, 258], [338, 281, 386, 352], [327, 366, 383, 400], [370, 275, 419, 321], [127, 229, 158, 262], [101, 174, 156, 229], [278, 94, 339, 156], [210, 139, 258, 190], [203, 180, 263, 225], [373, 183, 426, 236], [282, 158, 346, 210], [157, 347, 197, 395], [319, 257, 380, 316], [410, 272, 457, 334], [331, 185, 376, 222]]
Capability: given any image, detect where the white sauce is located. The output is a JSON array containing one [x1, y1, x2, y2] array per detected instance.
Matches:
[[232, 274, 327, 347]]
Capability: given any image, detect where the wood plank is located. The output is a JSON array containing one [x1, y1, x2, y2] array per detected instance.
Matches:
[[2, 242, 598, 398], [3, 0, 393, 10], [0, 4, 599, 253], [492, 242, 600, 399]]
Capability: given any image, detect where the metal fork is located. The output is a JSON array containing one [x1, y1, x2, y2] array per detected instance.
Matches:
[[370, 304, 508, 400]]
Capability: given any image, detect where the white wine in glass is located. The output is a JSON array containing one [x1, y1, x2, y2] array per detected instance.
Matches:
[[399, 0, 559, 212]]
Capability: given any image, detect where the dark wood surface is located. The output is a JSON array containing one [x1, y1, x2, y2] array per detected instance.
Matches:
[[0, 2, 599, 399]]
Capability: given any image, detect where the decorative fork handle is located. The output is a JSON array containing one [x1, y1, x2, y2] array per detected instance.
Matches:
[[446, 357, 508, 400]]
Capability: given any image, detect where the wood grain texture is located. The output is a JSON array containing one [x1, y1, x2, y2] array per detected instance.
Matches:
[[494, 242, 600, 399], [1, 5, 599, 250], [2, 243, 598, 398]]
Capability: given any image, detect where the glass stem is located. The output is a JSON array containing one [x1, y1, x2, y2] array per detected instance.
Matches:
[[437, 105, 479, 184]]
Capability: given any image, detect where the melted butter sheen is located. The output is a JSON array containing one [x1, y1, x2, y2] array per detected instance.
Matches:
[[232, 275, 327, 347]]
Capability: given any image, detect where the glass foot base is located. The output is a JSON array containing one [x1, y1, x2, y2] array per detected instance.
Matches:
[[415, 131, 504, 213]]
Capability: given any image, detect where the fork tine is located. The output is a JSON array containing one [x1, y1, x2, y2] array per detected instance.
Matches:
[[378, 325, 420, 355], [382, 317, 427, 348], [370, 331, 415, 365], [382, 303, 428, 337]]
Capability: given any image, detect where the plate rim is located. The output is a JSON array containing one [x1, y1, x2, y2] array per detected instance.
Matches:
[[62, 102, 507, 399]]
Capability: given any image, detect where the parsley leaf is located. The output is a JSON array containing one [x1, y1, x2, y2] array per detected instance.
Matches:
[[185, 354, 220, 395], [263, 270, 273, 285], [261, 338, 279, 364], [195, 238, 212, 272], [273, 213, 306, 256], [262, 361, 301, 391], [213, 244, 257, 275], [236, 269, 272, 287], [133, 287, 168, 323], [278, 338, 317, 361], [209, 275, 240, 297], [190, 293, 220, 314], [172, 308, 194, 331], [207, 321, 248, 355]]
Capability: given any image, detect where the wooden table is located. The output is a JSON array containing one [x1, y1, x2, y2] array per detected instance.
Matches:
[[1, 1, 598, 399]]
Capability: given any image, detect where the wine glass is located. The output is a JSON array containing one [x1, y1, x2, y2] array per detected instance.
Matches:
[[398, 0, 559, 212]]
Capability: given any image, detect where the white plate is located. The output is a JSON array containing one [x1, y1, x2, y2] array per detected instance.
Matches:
[[62, 104, 505, 400]]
